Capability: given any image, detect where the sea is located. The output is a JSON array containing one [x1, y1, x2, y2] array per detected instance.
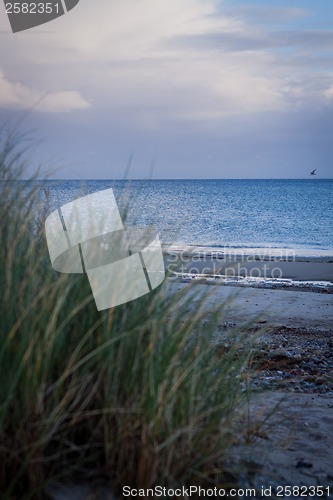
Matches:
[[41, 179, 333, 257]]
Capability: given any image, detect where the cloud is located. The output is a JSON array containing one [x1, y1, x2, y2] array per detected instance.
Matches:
[[219, 6, 306, 24], [0, 0, 332, 124], [0, 70, 91, 112], [164, 29, 333, 53], [324, 86, 333, 99]]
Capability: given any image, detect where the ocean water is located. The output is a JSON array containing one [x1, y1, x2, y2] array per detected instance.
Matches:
[[41, 179, 333, 254]]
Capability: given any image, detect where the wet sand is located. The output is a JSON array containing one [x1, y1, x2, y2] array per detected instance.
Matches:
[[164, 255, 333, 282]]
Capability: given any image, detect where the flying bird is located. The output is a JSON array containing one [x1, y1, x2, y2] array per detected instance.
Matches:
[[310, 169, 317, 176]]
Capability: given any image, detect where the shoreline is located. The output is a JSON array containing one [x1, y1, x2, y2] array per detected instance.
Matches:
[[163, 245, 333, 291], [170, 274, 333, 294], [163, 244, 333, 262]]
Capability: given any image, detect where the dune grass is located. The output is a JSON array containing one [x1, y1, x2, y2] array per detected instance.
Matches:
[[0, 133, 254, 498]]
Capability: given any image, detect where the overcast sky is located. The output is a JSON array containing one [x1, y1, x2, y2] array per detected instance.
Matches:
[[0, 0, 333, 179]]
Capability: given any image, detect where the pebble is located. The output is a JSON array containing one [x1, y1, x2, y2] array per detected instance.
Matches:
[[234, 325, 333, 394]]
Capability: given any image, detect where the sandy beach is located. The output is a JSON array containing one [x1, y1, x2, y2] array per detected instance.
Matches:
[[170, 282, 333, 330], [229, 392, 333, 492], [167, 274, 333, 493]]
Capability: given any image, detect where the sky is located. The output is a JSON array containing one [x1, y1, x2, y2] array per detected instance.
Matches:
[[0, 0, 333, 179]]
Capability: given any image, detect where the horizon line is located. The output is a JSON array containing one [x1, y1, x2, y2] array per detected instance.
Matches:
[[29, 177, 333, 181]]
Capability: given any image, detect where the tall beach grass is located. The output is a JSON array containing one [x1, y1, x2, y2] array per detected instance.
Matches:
[[0, 132, 255, 498]]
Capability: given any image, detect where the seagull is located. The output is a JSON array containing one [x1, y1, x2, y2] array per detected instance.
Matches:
[[310, 169, 317, 176]]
